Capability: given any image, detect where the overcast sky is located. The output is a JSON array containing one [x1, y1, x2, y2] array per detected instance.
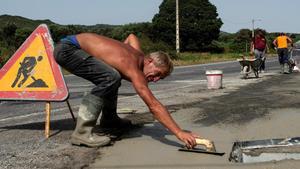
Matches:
[[1, 0, 299, 33]]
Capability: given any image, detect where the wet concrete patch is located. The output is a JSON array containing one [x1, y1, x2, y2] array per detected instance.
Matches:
[[229, 137, 300, 163]]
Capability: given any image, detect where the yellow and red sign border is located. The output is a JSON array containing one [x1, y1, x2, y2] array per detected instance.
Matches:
[[0, 24, 68, 101]]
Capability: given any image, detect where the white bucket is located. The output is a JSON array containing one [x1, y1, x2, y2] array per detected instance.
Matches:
[[205, 70, 223, 89]]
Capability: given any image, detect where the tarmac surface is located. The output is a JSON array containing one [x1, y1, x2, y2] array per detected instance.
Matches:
[[1, 70, 300, 169], [90, 71, 300, 169]]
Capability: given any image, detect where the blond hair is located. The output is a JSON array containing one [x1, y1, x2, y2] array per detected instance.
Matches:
[[147, 51, 174, 76]]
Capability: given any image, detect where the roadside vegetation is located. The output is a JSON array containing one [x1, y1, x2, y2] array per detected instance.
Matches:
[[173, 52, 242, 66], [1, 0, 300, 68]]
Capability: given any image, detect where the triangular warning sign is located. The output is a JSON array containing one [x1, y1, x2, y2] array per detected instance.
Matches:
[[0, 24, 68, 101]]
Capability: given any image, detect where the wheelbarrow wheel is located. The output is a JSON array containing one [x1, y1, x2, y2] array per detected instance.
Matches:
[[243, 66, 249, 79]]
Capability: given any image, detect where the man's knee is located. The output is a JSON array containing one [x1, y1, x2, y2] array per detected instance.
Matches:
[[90, 66, 122, 97], [109, 70, 122, 88], [94, 70, 121, 93]]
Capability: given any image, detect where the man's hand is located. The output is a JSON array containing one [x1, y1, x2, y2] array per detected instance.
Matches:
[[176, 131, 199, 149]]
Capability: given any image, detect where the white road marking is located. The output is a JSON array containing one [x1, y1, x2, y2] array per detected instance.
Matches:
[[173, 79, 206, 83], [171, 70, 196, 75], [0, 107, 75, 122], [67, 84, 93, 87], [119, 83, 197, 100], [0, 82, 202, 122]]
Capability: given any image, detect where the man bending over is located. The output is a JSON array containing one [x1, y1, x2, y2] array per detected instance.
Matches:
[[54, 33, 198, 148]]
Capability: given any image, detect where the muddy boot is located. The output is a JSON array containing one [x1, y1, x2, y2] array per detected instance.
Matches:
[[100, 95, 132, 129], [98, 118, 133, 141], [71, 94, 111, 147], [96, 95, 133, 139], [97, 116, 133, 141], [283, 63, 290, 74], [99, 115, 132, 130]]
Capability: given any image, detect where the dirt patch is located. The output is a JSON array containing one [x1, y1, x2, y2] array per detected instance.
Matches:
[[0, 118, 99, 169]]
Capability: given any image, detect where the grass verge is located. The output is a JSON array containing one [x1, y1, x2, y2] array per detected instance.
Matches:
[[172, 52, 245, 66]]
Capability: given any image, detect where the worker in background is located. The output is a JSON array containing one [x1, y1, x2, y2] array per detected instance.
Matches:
[[251, 30, 268, 73], [273, 33, 293, 74]]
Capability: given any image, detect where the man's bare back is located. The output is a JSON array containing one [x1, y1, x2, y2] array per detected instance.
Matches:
[[77, 33, 144, 81]]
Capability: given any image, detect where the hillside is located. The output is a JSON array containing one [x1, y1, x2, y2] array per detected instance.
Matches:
[[0, 14, 135, 68], [0, 14, 121, 30], [0, 14, 56, 29]]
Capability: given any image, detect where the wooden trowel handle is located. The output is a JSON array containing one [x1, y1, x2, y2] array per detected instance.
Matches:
[[195, 138, 216, 152]]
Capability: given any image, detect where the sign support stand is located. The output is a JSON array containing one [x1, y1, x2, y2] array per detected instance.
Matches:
[[66, 100, 75, 122], [45, 102, 51, 138], [44, 100, 76, 138]]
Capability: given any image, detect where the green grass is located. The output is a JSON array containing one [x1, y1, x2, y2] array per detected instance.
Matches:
[[173, 52, 244, 66]]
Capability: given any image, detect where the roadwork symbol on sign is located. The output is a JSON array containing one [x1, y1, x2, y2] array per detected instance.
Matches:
[[0, 24, 68, 101]]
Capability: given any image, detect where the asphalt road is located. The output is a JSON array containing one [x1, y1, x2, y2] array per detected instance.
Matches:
[[1, 57, 289, 169], [0, 57, 279, 122], [89, 58, 300, 169]]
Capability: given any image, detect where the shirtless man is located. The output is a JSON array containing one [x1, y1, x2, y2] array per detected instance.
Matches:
[[54, 33, 198, 148]]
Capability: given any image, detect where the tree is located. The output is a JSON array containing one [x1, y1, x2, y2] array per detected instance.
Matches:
[[15, 27, 32, 47], [1, 23, 17, 47], [231, 29, 252, 53], [151, 0, 223, 52]]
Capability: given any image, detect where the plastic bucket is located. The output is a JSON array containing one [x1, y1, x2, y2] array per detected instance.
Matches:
[[205, 70, 223, 89]]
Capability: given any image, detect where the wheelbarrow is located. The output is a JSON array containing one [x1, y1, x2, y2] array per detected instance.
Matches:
[[237, 57, 263, 79]]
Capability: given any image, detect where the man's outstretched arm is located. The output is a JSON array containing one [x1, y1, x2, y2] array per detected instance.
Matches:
[[130, 71, 198, 148]]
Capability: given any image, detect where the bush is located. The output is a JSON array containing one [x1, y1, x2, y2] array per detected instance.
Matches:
[[139, 34, 177, 59]]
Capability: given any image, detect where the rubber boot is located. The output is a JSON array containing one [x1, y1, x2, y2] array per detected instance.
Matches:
[[99, 95, 132, 129], [71, 94, 111, 147], [283, 63, 290, 74]]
